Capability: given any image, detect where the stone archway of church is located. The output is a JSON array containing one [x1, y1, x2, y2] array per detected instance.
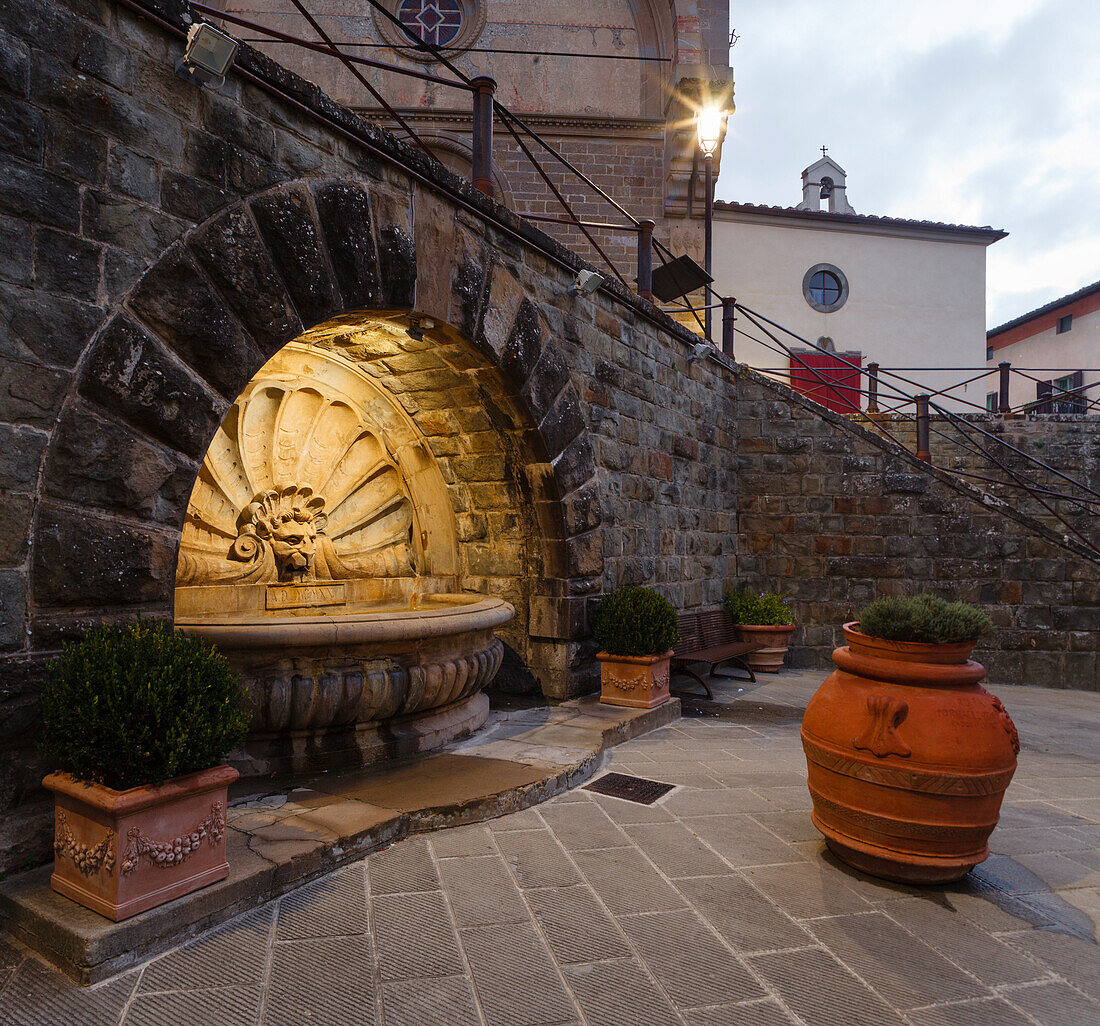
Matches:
[[30, 178, 600, 701]]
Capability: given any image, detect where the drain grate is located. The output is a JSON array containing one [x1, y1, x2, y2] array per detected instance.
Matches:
[[584, 772, 674, 805]]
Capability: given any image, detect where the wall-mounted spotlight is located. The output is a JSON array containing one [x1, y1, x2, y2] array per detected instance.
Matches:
[[570, 269, 605, 296], [175, 22, 238, 89]]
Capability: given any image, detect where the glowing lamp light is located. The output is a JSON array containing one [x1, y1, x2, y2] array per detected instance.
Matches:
[[696, 106, 724, 157]]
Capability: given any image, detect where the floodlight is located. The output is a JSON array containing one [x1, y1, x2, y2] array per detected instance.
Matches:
[[175, 23, 238, 89], [571, 269, 605, 296]]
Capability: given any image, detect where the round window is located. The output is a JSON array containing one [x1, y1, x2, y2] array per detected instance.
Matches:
[[374, 0, 485, 62], [802, 263, 849, 313], [395, 0, 464, 47]]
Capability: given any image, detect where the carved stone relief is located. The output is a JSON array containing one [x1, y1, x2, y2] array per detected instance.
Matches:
[[177, 341, 458, 588]]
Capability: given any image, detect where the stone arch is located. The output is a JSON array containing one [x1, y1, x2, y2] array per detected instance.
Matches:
[[30, 177, 601, 699]]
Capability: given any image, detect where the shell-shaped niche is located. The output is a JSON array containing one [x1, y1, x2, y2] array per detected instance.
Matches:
[[177, 341, 458, 588]]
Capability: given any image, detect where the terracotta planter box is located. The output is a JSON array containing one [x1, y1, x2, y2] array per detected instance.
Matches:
[[597, 650, 673, 709], [801, 623, 1019, 885], [44, 764, 239, 921], [737, 624, 795, 672]]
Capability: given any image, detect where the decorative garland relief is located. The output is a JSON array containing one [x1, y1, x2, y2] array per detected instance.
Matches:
[[121, 802, 226, 876], [54, 810, 116, 877]]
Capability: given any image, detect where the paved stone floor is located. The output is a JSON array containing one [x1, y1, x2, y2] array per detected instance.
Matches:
[[3, 670, 1100, 1025]]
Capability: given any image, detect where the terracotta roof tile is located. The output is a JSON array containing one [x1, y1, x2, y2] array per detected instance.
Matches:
[[713, 199, 1007, 242]]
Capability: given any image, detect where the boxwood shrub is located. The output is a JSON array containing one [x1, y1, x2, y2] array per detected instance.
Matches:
[[39, 619, 250, 791], [857, 593, 992, 645], [724, 587, 793, 626], [592, 586, 678, 656]]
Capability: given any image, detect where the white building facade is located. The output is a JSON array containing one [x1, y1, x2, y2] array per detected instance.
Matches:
[[710, 158, 1005, 413], [986, 281, 1100, 414]]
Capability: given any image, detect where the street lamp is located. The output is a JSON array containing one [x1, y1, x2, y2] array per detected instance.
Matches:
[[697, 105, 724, 341]]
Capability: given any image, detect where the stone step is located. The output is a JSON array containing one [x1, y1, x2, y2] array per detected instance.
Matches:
[[0, 695, 679, 985]]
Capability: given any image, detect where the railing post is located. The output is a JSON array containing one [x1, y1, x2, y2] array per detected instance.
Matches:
[[721, 297, 736, 358], [998, 361, 1011, 415], [866, 362, 879, 413], [915, 394, 931, 462], [636, 218, 654, 301], [470, 76, 496, 198]]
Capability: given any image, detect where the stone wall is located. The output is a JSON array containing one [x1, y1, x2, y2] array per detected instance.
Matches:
[[0, 0, 736, 873], [0, 0, 1094, 878], [861, 414, 1100, 551], [734, 368, 1100, 690]]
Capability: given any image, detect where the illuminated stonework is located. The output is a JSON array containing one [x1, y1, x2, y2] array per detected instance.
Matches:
[[177, 341, 457, 590]]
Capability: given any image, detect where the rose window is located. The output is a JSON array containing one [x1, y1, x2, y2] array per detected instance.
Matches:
[[395, 0, 464, 47]]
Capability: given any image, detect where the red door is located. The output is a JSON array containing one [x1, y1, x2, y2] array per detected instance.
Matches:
[[790, 352, 862, 413]]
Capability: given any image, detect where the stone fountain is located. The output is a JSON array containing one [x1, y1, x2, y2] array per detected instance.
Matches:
[[174, 339, 513, 777]]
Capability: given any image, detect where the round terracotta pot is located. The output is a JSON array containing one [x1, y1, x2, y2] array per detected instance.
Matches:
[[800, 623, 1019, 885], [737, 624, 795, 672]]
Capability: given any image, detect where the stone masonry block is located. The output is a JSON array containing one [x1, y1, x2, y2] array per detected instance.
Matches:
[[34, 228, 101, 302], [313, 180, 380, 311], [0, 424, 47, 487], [500, 298, 543, 386], [538, 384, 585, 461], [251, 186, 340, 329], [0, 96, 44, 163], [127, 248, 262, 400], [0, 358, 69, 428], [190, 206, 302, 356], [42, 402, 197, 525], [0, 282, 99, 368], [32, 506, 177, 609], [79, 315, 226, 460], [552, 434, 596, 498], [0, 569, 26, 651], [0, 493, 33, 567], [480, 263, 526, 361], [377, 224, 416, 309], [0, 155, 80, 231]]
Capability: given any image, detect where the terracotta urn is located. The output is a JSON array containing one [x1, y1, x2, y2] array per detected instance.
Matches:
[[737, 624, 796, 672], [597, 650, 673, 709], [801, 623, 1019, 885], [44, 764, 238, 921]]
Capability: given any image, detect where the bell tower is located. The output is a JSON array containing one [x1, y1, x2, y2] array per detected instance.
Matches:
[[796, 153, 856, 214]]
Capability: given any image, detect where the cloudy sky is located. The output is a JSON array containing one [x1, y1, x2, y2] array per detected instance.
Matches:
[[714, 0, 1100, 327]]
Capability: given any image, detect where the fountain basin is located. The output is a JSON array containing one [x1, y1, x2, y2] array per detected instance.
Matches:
[[177, 595, 513, 777]]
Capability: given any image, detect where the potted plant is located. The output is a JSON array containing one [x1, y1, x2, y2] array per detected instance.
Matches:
[[724, 587, 795, 672], [39, 619, 250, 921], [801, 593, 1017, 885], [592, 586, 678, 709]]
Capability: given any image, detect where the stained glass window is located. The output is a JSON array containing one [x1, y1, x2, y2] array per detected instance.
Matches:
[[395, 0, 464, 47]]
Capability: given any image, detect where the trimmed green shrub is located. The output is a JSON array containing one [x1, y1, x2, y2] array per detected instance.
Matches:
[[39, 619, 250, 791], [591, 587, 679, 656], [724, 587, 793, 626], [857, 593, 992, 645]]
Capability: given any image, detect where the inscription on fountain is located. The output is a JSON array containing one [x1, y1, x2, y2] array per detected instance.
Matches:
[[266, 583, 347, 611]]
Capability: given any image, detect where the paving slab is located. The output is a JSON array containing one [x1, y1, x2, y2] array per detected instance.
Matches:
[[3, 670, 1100, 1026]]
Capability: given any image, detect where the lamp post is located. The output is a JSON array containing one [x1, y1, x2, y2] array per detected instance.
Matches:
[[697, 106, 723, 341]]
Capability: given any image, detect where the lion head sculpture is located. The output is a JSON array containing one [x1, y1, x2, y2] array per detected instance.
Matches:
[[232, 487, 328, 582]]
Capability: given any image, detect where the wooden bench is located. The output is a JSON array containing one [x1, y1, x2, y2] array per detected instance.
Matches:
[[671, 609, 764, 700]]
